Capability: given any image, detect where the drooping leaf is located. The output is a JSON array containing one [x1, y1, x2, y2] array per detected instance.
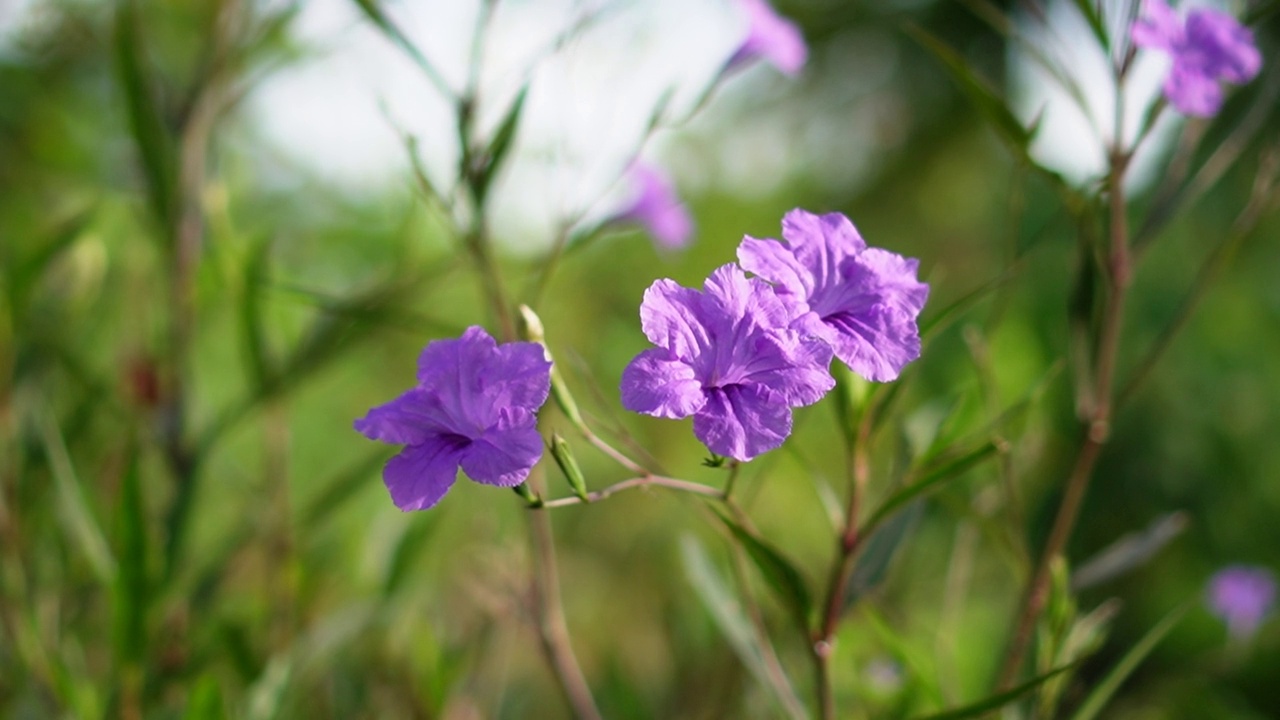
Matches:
[[112, 447, 149, 667], [113, 0, 177, 238], [864, 442, 1001, 535], [911, 661, 1079, 720], [1068, 600, 1192, 720], [845, 500, 924, 611], [713, 508, 813, 640]]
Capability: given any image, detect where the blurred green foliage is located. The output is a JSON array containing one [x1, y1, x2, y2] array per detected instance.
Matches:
[[2, 0, 1279, 718]]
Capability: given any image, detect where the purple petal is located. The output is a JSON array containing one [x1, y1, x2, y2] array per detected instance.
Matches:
[[617, 163, 694, 249], [823, 304, 922, 382], [700, 264, 792, 339], [382, 438, 466, 511], [852, 248, 930, 315], [780, 209, 867, 288], [1131, 0, 1182, 51], [415, 326, 551, 432], [738, 235, 814, 306], [738, 333, 835, 407], [354, 387, 448, 445], [641, 278, 712, 359], [459, 407, 543, 487], [620, 348, 707, 419], [693, 385, 792, 461], [727, 0, 807, 76], [1165, 62, 1224, 116], [1185, 9, 1261, 83]]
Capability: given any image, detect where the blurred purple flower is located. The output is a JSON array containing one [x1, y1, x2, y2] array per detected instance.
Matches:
[[615, 163, 693, 250], [1131, 0, 1261, 117], [1207, 565, 1276, 639], [738, 209, 928, 383], [620, 265, 834, 461], [354, 326, 551, 511], [726, 0, 807, 76]]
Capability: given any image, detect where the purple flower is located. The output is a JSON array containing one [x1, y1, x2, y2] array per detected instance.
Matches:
[[738, 209, 928, 383], [726, 0, 807, 76], [614, 163, 694, 250], [1207, 565, 1276, 639], [620, 265, 834, 461], [354, 326, 551, 511], [1131, 0, 1262, 117]]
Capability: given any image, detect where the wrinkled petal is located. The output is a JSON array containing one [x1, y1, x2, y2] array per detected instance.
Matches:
[[641, 279, 711, 359], [1131, 0, 1182, 51], [459, 407, 543, 487], [1165, 62, 1224, 116], [693, 385, 792, 462], [851, 248, 930, 315], [738, 235, 814, 304], [739, 332, 835, 407], [413, 326, 551, 433], [354, 387, 448, 445], [383, 438, 466, 511], [781, 209, 866, 287], [701, 264, 792, 338], [620, 348, 707, 419], [824, 305, 922, 382], [489, 341, 553, 410]]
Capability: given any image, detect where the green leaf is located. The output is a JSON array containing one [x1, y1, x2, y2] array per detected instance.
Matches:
[[845, 500, 923, 611], [472, 86, 528, 207], [919, 263, 1023, 340], [240, 235, 275, 393], [184, 674, 226, 720], [713, 509, 813, 639], [906, 23, 1031, 154], [1068, 600, 1192, 720], [911, 661, 1079, 720], [382, 518, 441, 598], [113, 0, 177, 237], [678, 536, 770, 694], [864, 441, 1001, 535], [37, 404, 117, 586], [302, 449, 387, 528], [1069, 0, 1109, 51], [112, 447, 149, 667]]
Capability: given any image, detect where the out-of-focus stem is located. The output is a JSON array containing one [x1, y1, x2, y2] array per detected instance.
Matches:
[[527, 492, 602, 720], [997, 147, 1132, 689], [813, 408, 873, 720]]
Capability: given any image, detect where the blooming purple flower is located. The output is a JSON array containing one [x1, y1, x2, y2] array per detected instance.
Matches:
[[614, 162, 694, 250], [738, 209, 928, 383], [620, 265, 834, 461], [354, 326, 551, 511], [726, 0, 807, 76], [1207, 565, 1276, 639], [1131, 0, 1262, 117]]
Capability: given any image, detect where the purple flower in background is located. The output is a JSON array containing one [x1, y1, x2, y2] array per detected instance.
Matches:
[[615, 163, 694, 250], [1131, 0, 1261, 117], [726, 0, 808, 76], [738, 209, 928, 383], [620, 265, 834, 461], [1207, 565, 1276, 639], [354, 327, 551, 511]]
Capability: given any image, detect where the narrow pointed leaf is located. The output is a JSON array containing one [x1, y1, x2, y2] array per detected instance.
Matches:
[[911, 661, 1079, 720], [38, 406, 117, 585], [845, 500, 923, 610], [112, 448, 149, 666], [865, 441, 1001, 535], [1068, 600, 1192, 720], [713, 508, 813, 638]]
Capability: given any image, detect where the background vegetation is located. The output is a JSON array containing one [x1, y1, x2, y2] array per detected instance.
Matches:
[[1, 0, 1278, 717]]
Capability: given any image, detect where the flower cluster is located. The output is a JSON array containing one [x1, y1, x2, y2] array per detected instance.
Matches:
[[354, 327, 552, 511], [1131, 0, 1261, 117], [622, 209, 927, 461]]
